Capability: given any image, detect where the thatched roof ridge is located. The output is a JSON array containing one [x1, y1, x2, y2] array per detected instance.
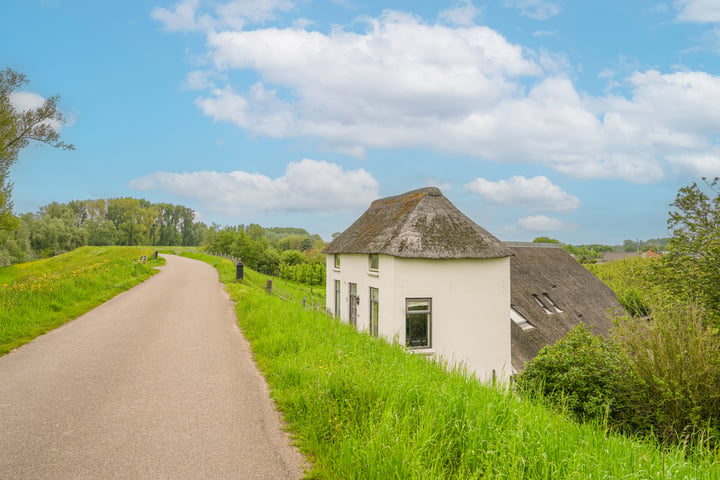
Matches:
[[323, 187, 511, 259], [506, 242, 623, 372]]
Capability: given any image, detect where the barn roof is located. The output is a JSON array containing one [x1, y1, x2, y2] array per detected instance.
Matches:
[[322, 187, 511, 259], [506, 242, 623, 372]]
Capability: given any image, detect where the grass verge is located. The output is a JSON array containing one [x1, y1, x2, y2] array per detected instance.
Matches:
[[189, 252, 720, 479], [0, 246, 163, 355]]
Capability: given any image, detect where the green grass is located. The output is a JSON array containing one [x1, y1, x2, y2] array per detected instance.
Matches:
[[0, 246, 163, 355], [191, 253, 720, 479], [180, 251, 325, 309]]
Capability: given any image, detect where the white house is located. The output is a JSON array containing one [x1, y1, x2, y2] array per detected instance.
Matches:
[[322, 187, 513, 382]]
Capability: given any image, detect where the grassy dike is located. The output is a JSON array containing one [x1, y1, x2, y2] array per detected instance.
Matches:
[[0, 246, 163, 355], [191, 252, 719, 479]]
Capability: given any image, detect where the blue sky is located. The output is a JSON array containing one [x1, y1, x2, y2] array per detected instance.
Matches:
[[3, 0, 720, 244]]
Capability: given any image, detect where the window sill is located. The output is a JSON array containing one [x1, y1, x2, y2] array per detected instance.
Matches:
[[333, 267, 340, 272], [407, 348, 434, 356], [367, 271, 379, 277]]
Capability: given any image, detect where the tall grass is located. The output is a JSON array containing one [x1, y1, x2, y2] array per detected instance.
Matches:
[[0, 246, 161, 355], [193, 253, 720, 479]]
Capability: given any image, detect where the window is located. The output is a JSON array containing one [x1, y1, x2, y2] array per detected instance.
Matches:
[[511, 307, 535, 331], [406, 298, 431, 348], [369, 287, 379, 337], [334, 254, 340, 269], [349, 283, 358, 327], [542, 293, 563, 313], [532, 294, 552, 315], [368, 253, 379, 271], [334, 280, 341, 318]]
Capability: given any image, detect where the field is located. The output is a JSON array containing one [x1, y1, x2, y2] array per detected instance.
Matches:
[[0, 246, 162, 355], [191, 252, 720, 479], [4, 249, 718, 477]]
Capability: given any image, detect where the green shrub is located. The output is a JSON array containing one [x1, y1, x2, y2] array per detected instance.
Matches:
[[613, 304, 720, 447], [516, 325, 624, 421]]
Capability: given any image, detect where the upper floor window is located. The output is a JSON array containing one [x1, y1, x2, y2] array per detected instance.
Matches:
[[369, 253, 379, 271], [334, 254, 340, 269]]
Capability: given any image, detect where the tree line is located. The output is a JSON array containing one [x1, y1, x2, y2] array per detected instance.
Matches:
[[204, 224, 326, 286], [532, 236, 670, 263], [0, 198, 208, 265]]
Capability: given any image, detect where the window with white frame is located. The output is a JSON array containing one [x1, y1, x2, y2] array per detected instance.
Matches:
[[406, 298, 431, 348], [369, 287, 379, 337], [334, 254, 340, 269], [511, 306, 535, 331], [334, 280, 341, 318], [368, 253, 379, 272]]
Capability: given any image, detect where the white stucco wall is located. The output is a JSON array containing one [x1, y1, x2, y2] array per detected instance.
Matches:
[[325, 253, 395, 333], [325, 253, 511, 382]]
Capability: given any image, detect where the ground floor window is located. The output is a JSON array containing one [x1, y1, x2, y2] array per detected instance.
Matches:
[[334, 280, 341, 318], [369, 287, 379, 337], [406, 298, 431, 348], [349, 282, 358, 327]]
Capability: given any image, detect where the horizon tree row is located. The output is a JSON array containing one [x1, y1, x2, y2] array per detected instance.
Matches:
[[0, 197, 208, 264], [203, 224, 326, 285]]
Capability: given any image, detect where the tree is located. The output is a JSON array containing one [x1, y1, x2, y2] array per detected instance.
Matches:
[[532, 236, 560, 244], [661, 177, 720, 321], [1, 68, 74, 230]]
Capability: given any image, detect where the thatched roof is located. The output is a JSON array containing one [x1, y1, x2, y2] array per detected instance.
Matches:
[[506, 242, 623, 373], [323, 187, 511, 259]]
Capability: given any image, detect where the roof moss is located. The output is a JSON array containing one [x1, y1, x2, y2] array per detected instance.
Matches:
[[323, 187, 511, 259]]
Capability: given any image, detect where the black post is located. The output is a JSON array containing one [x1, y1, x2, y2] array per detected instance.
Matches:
[[236, 260, 244, 281], [153, 250, 158, 261]]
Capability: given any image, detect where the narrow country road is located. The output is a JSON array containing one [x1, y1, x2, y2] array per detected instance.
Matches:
[[0, 255, 305, 479]]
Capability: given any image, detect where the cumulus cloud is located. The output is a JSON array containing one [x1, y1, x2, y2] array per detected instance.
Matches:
[[151, 0, 293, 32], [675, 0, 720, 23], [517, 215, 573, 232], [157, 8, 720, 182], [439, 0, 482, 26], [464, 176, 580, 211], [503, 0, 562, 20], [129, 159, 379, 216], [9, 91, 74, 130]]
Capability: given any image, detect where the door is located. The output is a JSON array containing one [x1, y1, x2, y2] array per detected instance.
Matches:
[[349, 282, 358, 327]]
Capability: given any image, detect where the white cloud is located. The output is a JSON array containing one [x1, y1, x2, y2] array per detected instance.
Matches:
[[9, 91, 46, 111], [439, 0, 482, 26], [517, 215, 573, 232], [503, 0, 562, 20], [9, 91, 72, 130], [532, 30, 558, 37], [151, 0, 204, 31], [152, 0, 293, 32], [675, 0, 720, 23], [182, 70, 226, 90], [129, 159, 379, 216], [159, 9, 720, 183], [464, 176, 580, 211]]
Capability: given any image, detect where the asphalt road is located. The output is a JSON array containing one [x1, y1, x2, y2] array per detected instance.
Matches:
[[0, 254, 306, 479]]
